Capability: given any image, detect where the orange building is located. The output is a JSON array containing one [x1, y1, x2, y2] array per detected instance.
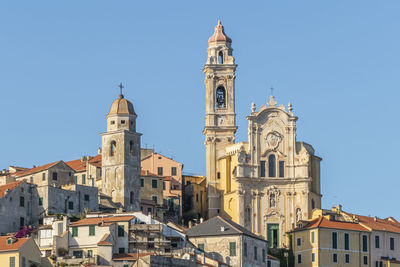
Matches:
[[141, 150, 183, 219]]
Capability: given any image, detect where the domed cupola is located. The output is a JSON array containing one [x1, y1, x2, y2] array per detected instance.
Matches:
[[208, 20, 232, 44], [107, 94, 136, 116]]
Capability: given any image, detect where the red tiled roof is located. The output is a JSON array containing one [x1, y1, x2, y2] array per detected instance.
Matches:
[[66, 155, 102, 172], [342, 212, 400, 234], [65, 159, 87, 172], [12, 161, 62, 177], [163, 176, 171, 181], [70, 216, 134, 226], [299, 216, 369, 232], [88, 155, 102, 168], [112, 252, 154, 261], [97, 233, 112, 246], [0, 236, 30, 251], [0, 180, 25, 198]]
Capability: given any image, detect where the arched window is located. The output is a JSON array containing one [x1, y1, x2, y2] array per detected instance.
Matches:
[[270, 193, 276, 208], [218, 51, 224, 64], [268, 154, 276, 177], [311, 199, 315, 210], [129, 141, 134, 155], [216, 86, 226, 109], [130, 191, 134, 204], [110, 141, 116, 156]]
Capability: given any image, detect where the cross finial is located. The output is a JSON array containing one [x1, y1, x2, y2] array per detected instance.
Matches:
[[270, 87, 274, 96], [118, 82, 124, 96]]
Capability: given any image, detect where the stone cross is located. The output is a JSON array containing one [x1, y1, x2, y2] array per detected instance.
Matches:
[[119, 82, 124, 95]]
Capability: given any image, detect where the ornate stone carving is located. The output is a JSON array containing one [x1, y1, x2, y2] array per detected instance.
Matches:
[[265, 131, 283, 151]]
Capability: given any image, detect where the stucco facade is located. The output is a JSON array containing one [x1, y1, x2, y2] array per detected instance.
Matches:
[[203, 21, 322, 249]]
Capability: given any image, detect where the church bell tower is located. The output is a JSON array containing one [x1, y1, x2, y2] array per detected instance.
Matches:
[[203, 20, 237, 218], [101, 86, 141, 211]]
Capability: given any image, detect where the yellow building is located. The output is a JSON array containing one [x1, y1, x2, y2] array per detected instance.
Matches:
[[183, 175, 207, 221], [0, 236, 44, 267], [291, 214, 370, 266], [203, 21, 322, 248]]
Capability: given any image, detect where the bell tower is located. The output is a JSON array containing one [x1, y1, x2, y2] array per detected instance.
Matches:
[[203, 20, 237, 218], [101, 88, 141, 212]]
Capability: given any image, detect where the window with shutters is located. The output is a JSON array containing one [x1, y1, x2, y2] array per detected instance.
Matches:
[[152, 179, 158, 188], [9, 257, 15, 267], [333, 253, 338, 263], [20, 196, 24, 207], [118, 225, 124, 237], [39, 197, 43, 206], [390, 237, 395, 250], [72, 227, 78, 237], [344, 233, 350, 250], [157, 167, 163, 176], [89, 225, 95, 236], [68, 201, 74, 210], [82, 174, 86, 184], [362, 235, 368, 252], [229, 242, 236, 256], [375, 235, 380, 248], [171, 167, 177, 176], [332, 232, 338, 249]]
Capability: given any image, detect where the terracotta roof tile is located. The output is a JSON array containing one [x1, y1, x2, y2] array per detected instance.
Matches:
[[298, 216, 369, 232], [88, 155, 102, 168], [12, 161, 62, 177], [97, 233, 112, 246], [65, 159, 87, 172], [342, 212, 400, 234], [70, 215, 134, 226], [0, 236, 30, 251], [0, 180, 25, 198]]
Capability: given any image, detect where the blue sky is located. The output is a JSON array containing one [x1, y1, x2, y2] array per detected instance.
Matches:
[[1, 1, 400, 218]]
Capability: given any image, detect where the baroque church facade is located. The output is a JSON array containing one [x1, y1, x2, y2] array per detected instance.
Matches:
[[204, 21, 322, 248]]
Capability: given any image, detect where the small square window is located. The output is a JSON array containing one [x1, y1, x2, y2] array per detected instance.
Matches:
[[333, 253, 338, 262], [297, 237, 301, 246], [140, 179, 144, 187], [157, 167, 163, 176], [42, 173, 46, 181], [84, 194, 90, 201], [52, 172, 57, 181], [152, 179, 158, 188], [68, 201, 74, 210], [111, 121, 115, 125], [121, 120, 125, 124], [171, 167, 177, 176]]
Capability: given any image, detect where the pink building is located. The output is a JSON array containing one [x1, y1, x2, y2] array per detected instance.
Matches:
[[141, 150, 183, 219]]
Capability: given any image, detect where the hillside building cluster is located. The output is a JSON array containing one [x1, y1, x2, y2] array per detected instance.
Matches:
[[0, 20, 398, 267]]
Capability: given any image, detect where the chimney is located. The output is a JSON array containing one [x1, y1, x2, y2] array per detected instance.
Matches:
[[374, 216, 377, 222]]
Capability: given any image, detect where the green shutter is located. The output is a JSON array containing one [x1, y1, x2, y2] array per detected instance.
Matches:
[[89, 225, 95, 236], [72, 226, 78, 237], [229, 242, 236, 256], [118, 225, 124, 237], [39, 197, 43, 206]]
